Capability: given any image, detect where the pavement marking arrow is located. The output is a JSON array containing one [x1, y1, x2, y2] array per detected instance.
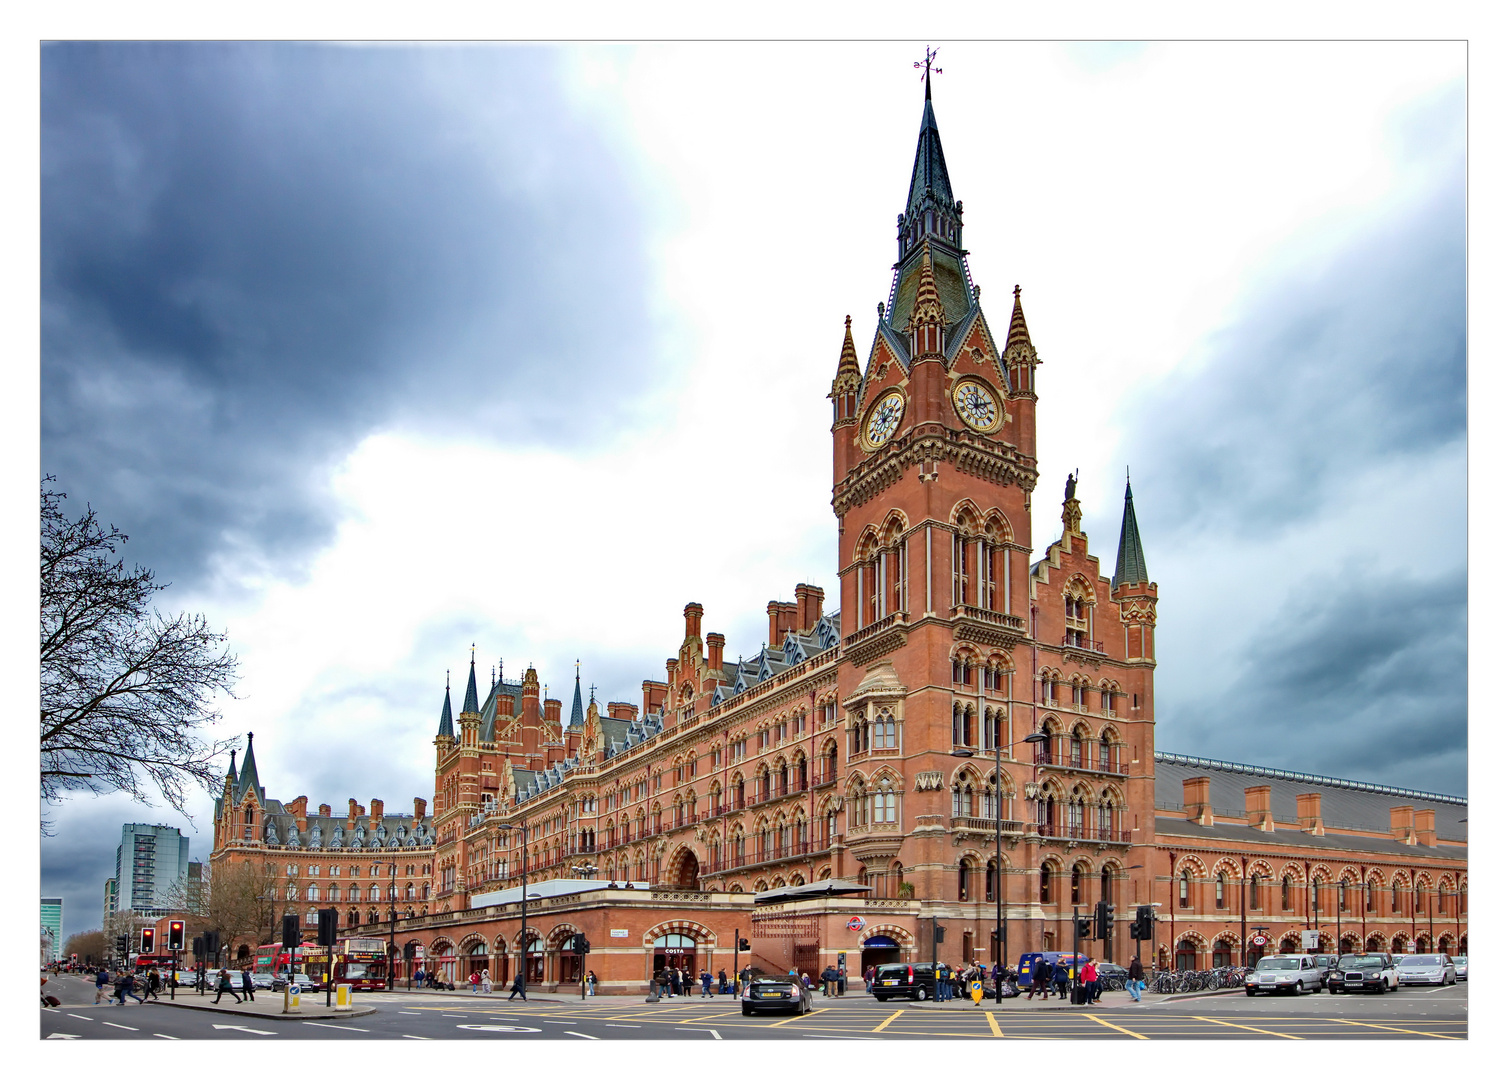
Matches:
[[211, 1024, 276, 1035], [45, 1033, 81, 1039], [455, 1024, 541, 1033]]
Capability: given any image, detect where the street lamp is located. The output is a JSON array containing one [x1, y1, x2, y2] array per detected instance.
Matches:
[[949, 726, 1049, 1002], [371, 860, 401, 991], [496, 809, 530, 990]]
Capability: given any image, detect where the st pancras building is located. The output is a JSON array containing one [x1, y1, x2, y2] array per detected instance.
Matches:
[[210, 76, 1466, 992]]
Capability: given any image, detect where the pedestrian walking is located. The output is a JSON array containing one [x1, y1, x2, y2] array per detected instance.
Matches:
[[481, 971, 493, 994], [717, 968, 728, 995], [212, 968, 241, 1005], [701, 969, 713, 997], [509, 971, 527, 1001], [469, 970, 481, 994], [94, 967, 111, 1004], [239, 968, 255, 1002], [1127, 956, 1144, 1003], [863, 965, 875, 993], [1053, 960, 1069, 1000], [587, 970, 598, 996], [146, 966, 161, 1000], [116, 970, 145, 1005]]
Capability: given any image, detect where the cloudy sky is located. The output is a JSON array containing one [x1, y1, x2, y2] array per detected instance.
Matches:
[[36, 40, 1467, 939]]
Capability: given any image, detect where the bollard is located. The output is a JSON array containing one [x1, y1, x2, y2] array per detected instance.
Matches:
[[283, 983, 302, 1014], [335, 984, 351, 1011]]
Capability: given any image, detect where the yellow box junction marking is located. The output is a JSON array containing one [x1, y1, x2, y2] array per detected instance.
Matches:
[[1082, 1013, 1148, 1040], [1194, 1015, 1302, 1040], [872, 1009, 904, 1033]]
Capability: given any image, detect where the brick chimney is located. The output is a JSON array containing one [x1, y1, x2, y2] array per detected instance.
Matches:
[[684, 602, 703, 641], [289, 795, 309, 833], [1415, 808, 1436, 846], [317, 803, 331, 818], [413, 797, 427, 821], [641, 680, 666, 717], [543, 698, 563, 731], [369, 799, 384, 827], [1390, 805, 1417, 845], [608, 701, 638, 721], [1182, 776, 1213, 826], [707, 632, 726, 673], [348, 798, 361, 824], [1295, 792, 1324, 835], [1245, 785, 1274, 831], [768, 600, 798, 646], [795, 583, 825, 632]]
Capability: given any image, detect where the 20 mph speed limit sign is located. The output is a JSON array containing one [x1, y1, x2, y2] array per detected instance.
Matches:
[[1251, 934, 1268, 946]]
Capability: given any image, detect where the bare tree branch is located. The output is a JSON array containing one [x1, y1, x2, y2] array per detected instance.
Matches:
[[40, 477, 241, 832]]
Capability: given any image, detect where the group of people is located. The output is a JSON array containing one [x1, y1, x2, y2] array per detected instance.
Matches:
[[1023, 955, 1145, 1004], [651, 965, 718, 997]]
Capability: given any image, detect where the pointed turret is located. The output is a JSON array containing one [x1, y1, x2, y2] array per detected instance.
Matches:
[[237, 732, 262, 804], [226, 749, 238, 783], [1113, 479, 1150, 588], [1002, 283, 1041, 404], [568, 664, 585, 729], [462, 653, 480, 715], [908, 242, 946, 358], [436, 675, 455, 739]]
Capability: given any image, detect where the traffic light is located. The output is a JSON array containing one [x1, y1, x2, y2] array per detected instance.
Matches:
[[1131, 905, 1154, 940], [203, 929, 221, 960], [140, 927, 155, 953], [168, 920, 185, 951], [934, 923, 946, 943], [116, 934, 129, 956], [571, 934, 591, 955], [1074, 915, 1093, 939], [1094, 901, 1113, 940], [281, 913, 300, 948], [317, 908, 338, 947], [192, 936, 204, 959], [737, 937, 749, 952]]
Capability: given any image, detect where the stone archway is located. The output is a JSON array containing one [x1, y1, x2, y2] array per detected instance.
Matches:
[[666, 846, 700, 889]]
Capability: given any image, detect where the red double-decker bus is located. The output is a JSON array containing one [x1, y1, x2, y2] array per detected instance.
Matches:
[[301, 938, 389, 991]]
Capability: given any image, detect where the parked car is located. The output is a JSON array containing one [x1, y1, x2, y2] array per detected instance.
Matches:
[[1311, 954, 1339, 982], [1397, 954, 1456, 986], [250, 972, 276, 990], [1453, 956, 1467, 980], [741, 974, 813, 1016], [1245, 954, 1326, 995], [871, 962, 951, 1001], [272, 973, 316, 992], [1325, 952, 1398, 994]]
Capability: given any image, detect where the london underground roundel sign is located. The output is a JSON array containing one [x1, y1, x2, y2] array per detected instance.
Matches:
[[847, 916, 866, 932]]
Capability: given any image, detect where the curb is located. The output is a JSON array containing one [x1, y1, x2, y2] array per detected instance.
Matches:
[[146, 1000, 377, 1022]]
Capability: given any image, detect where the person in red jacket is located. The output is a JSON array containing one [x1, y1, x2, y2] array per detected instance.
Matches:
[[1081, 959, 1099, 1004]]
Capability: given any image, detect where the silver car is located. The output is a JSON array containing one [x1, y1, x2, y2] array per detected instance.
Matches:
[[1453, 956, 1467, 980], [1396, 954, 1456, 986], [1245, 954, 1326, 995]]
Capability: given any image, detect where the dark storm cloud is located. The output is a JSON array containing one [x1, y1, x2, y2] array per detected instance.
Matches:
[[1170, 570, 1467, 796], [42, 43, 664, 591], [1113, 86, 1466, 793]]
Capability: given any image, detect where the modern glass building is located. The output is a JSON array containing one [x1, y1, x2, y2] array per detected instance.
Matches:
[[41, 898, 63, 962], [115, 824, 191, 915]]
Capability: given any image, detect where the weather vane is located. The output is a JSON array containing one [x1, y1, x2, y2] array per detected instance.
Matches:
[[914, 45, 941, 82]]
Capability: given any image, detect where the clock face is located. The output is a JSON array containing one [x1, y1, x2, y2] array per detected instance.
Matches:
[[952, 379, 1000, 431], [864, 390, 906, 448]]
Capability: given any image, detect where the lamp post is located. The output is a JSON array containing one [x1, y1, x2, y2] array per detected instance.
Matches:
[[950, 727, 1049, 1002], [496, 809, 529, 989]]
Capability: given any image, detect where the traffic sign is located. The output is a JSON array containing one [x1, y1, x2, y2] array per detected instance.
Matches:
[[1251, 934, 1268, 946]]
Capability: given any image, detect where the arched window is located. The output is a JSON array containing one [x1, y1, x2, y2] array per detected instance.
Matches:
[[1070, 865, 1083, 905], [1070, 731, 1083, 768], [985, 859, 998, 903], [1338, 876, 1350, 912], [875, 709, 897, 749], [870, 777, 898, 823], [1312, 879, 1322, 915], [1179, 870, 1191, 908], [958, 860, 971, 902], [1391, 881, 1401, 913], [1101, 865, 1113, 904], [1215, 872, 1227, 910], [1039, 862, 1053, 904], [1249, 873, 1261, 910], [1366, 879, 1376, 912], [1281, 875, 1293, 910], [305, 884, 319, 901]]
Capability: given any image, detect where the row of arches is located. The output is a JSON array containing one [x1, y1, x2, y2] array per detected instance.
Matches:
[[1168, 856, 1466, 919], [1161, 929, 1469, 970]]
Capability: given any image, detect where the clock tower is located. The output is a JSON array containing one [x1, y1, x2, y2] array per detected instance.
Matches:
[[828, 74, 1152, 922]]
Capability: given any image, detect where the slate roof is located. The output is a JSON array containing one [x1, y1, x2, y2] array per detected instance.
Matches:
[[237, 733, 264, 804], [481, 678, 523, 743], [436, 683, 454, 738], [1155, 752, 1467, 845], [257, 802, 435, 851], [905, 75, 954, 221], [1155, 816, 1467, 861], [461, 658, 480, 714]]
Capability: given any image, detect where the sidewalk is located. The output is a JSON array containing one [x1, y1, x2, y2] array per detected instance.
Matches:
[[146, 992, 376, 1022], [898, 987, 1248, 1011]]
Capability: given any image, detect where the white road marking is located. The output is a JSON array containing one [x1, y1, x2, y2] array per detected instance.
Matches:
[[399, 1010, 422, 1014], [539, 1019, 574, 1024], [401, 1034, 432, 1039], [456, 1024, 541, 1033], [153, 1034, 181, 1039], [211, 1023, 276, 1035], [102, 1021, 138, 1031], [66, 1014, 93, 1020], [442, 1013, 468, 1017], [565, 1031, 600, 1039], [708, 1029, 723, 1039], [604, 1023, 640, 1028], [45, 1033, 81, 1039], [303, 1021, 369, 1032]]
